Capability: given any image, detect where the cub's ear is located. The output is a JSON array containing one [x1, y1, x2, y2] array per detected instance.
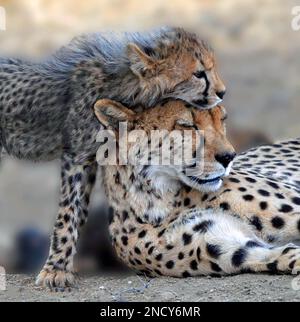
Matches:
[[94, 99, 135, 130], [126, 43, 158, 78]]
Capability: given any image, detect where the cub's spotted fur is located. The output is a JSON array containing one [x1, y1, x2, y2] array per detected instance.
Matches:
[[94, 99, 300, 277]]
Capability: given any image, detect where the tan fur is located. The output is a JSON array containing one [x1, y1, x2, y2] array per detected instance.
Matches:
[[95, 99, 300, 277]]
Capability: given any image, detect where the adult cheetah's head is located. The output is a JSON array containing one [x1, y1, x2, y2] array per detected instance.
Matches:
[[94, 99, 235, 193]]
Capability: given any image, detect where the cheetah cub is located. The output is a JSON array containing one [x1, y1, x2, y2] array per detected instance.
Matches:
[[94, 99, 300, 277]]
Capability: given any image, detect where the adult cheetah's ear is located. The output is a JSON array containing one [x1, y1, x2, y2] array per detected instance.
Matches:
[[94, 99, 135, 130], [126, 43, 158, 78]]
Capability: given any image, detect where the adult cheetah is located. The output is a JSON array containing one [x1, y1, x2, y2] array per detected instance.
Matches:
[[0, 27, 226, 288], [94, 98, 300, 277]]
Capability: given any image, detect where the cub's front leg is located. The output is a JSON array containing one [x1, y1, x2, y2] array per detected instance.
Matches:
[[36, 154, 97, 290]]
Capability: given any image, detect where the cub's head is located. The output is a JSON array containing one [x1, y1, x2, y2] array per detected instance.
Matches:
[[126, 27, 226, 109], [94, 99, 235, 193]]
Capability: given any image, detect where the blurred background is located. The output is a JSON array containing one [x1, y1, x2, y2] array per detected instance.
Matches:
[[0, 0, 299, 274]]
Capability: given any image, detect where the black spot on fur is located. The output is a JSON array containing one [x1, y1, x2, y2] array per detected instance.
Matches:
[[257, 189, 270, 196], [292, 197, 300, 205], [275, 193, 284, 199], [249, 216, 263, 231], [193, 220, 214, 233], [63, 214, 70, 223], [271, 216, 285, 229], [206, 244, 222, 259], [122, 210, 129, 221], [232, 248, 247, 267], [289, 260, 296, 269], [201, 194, 208, 202], [266, 260, 278, 273], [154, 269, 162, 276], [266, 181, 279, 189], [259, 201, 268, 210], [178, 252, 184, 260], [282, 247, 297, 255], [148, 246, 155, 255], [182, 233, 192, 245], [61, 237, 68, 244], [184, 185, 192, 193], [166, 260, 175, 269], [196, 247, 201, 261], [182, 271, 191, 277], [134, 247, 141, 255], [138, 230, 147, 238], [121, 236, 128, 246], [66, 247, 72, 257], [115, 171, 120, 184], [243, 194, 254, 201], [278, 204, 293, 213], [210, 262, 222, 272], [135, 258, 142, 265], [155, 254, 163, 261], [157, 228, 166, 237], [220, 202, 230, 211], [166, 244, 174, 250], [184, 198, 191, 206], [190, 260, 198, 271]]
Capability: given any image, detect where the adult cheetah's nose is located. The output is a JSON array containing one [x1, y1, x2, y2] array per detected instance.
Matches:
[[215, 152, 236, 168]]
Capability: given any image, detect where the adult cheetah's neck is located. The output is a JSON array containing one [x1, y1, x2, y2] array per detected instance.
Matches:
[[102, 165, 211, 225]]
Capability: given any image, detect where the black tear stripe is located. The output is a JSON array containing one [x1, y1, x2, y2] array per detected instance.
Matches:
[[199, 71, 210, 97]]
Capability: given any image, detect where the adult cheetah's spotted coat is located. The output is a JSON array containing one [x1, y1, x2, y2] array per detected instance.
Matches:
[[95, 99, 300, 277]]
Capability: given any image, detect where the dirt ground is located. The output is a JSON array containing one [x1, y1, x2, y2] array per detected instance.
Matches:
[[1, 273, 300, 302]]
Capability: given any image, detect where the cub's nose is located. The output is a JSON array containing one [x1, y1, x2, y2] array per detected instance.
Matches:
[[216, 90, 226, 99], [215, 152, 236, 168]]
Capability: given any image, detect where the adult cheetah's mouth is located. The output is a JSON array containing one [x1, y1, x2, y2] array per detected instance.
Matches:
[[188, 175, 222, 185]]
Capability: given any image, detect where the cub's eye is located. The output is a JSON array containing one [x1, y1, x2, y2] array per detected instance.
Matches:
[[176, 119, 195, 128], [193, 70, 206, 79], [221, 114, 227, 122]]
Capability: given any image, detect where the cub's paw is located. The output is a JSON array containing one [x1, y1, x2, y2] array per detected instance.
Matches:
[[35, 268, 77, 291]]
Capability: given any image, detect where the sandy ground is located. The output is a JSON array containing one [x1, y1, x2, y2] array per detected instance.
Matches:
[[1, 273, 300, 302]]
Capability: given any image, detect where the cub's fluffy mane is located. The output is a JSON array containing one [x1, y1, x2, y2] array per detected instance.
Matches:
[[0, 27, 211, 81]]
